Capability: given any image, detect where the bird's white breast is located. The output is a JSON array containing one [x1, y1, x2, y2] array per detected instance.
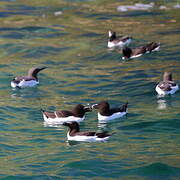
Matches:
[[155, 84, 179, 95], [67, 132, 110, 142], [108, 39, 131, 48], [98, 111, 127, 122], [43, 114, 85, 125], [11, 79, 39, 88]]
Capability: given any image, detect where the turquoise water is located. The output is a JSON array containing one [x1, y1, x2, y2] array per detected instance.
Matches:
[[0, 0, 180, 179]]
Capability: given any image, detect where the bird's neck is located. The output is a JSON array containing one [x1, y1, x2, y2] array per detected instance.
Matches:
[[99, 107, 110, 116], [69, 127, 79, 134]]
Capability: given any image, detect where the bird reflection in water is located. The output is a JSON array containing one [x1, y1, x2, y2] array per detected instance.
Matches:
[[157, 99, 167, 110]]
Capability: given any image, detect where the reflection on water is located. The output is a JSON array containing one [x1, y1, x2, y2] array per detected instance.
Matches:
[[117, 2, 180, 12], [97, 122, 107, 129], [157, 99, 167, 110], [117, 3, 154, 12], [43, 122, 62, 127]]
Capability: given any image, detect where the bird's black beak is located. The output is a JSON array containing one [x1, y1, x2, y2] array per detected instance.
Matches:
[[84, 106, 92, 112], [62, 122, 69, 126], [91, 103, 99, 109], [39, 66, 48, 71]]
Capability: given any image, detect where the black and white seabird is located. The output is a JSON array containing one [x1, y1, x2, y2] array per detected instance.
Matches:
[[42, 104, 92, 124], [11, 66, 47, 88], [122, 42, 160, 59], [108, 30, 132, 48], [92, 101, 128, 122], [63, 121, 111, 142], [155, 72, 179, 95]]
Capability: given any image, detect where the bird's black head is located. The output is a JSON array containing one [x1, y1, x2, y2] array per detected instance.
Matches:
[[72, 104, 92, 117], [108, 30, 117, 41], [63, 121, 80, 132], [28, 66, 48, 79], [163, 72, 173, 82], [122, 47, 132, 59], [92, 101, 110, 111]]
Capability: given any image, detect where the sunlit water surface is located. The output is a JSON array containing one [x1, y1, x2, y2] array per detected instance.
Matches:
[[0, 0, 180, 179]]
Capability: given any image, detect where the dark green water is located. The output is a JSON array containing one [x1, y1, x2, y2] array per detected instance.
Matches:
[[0, 0, 180, 179]]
